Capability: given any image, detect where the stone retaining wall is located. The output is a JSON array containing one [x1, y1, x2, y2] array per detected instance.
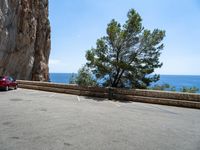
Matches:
[[17, 80, 200, 109]]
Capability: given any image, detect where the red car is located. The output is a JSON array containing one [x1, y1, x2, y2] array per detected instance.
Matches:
[[0, 76, 18, 91]]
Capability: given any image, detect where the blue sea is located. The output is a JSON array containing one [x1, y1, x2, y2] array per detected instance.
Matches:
[[49, 73, 76, 84], [151, 75, 200, 92], [49, 73, 200, 93]]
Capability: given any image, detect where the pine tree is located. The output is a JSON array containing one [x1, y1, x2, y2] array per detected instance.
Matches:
[[85, 9, 165, 88]]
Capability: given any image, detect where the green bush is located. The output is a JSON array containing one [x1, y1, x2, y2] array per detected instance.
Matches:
[[149, 83, 176, 91], [74, 66, 97, 87], [149, 84, 199, 93], [180, 86, 199, 93]]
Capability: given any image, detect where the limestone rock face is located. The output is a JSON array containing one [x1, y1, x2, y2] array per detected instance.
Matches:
[[0, 0, 50, 81]]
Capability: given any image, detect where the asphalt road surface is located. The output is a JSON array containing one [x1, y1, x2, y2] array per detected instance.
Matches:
[[0, 88, 200, 150]]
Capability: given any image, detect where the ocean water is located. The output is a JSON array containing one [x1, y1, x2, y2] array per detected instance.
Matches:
[[49, 73, 200, 93], [151, 75, 200, 92], [49, 73, 75, 84]]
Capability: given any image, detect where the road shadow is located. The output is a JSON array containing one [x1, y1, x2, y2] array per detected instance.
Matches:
[[0, 89, 9, 92], [83, 96, 133, 103], [0, 88, 15, 92]]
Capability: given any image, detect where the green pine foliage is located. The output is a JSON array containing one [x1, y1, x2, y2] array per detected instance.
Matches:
[[85, 9, 165, 88]]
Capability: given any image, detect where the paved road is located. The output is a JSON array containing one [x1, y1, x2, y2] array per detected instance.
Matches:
[[0, 88, 200, 150]]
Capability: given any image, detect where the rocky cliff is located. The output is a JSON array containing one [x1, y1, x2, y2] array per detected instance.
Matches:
[[0, 0, 50, 81]]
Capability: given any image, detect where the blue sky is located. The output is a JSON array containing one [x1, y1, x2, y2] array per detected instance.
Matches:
[[49, 0, 200, 75]]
